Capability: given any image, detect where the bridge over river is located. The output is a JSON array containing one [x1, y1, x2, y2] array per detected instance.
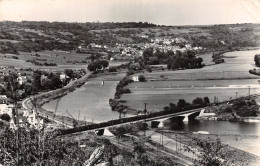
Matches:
[[55, 108, 211, 136], [55, 93, 260, 136]]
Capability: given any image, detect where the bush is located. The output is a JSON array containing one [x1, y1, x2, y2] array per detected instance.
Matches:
[[108, 66, 117, 72], [1, 113, 11, 122], [138, 75, 146, 82], [145, 66, 152, 72]]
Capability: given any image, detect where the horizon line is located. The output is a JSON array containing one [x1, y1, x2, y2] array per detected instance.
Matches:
[[1, 20, 259, 27]]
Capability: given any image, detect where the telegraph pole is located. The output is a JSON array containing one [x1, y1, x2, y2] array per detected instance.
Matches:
[[144, 103, 147, 115], [143, 103, 147, 136], [248, 86, 251, 100]]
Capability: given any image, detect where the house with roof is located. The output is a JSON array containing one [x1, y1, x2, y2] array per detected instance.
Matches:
[[132, 76, 139, 82], [10, 109, 44, 130], [23, 109, 44, 129], [0, 95, 13, 117], [60, 73, 70, 82], [10, 116, 28, 130], [17, 75, 27, 85]]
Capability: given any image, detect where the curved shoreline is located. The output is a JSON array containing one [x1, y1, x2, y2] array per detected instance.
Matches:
[[22, 72, 92, 127]]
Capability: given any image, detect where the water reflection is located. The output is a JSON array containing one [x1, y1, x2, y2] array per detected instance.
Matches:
[[165, 119, 260, 136]]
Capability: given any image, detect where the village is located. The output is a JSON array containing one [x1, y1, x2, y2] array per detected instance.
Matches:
[[77, 36, 204, 62]]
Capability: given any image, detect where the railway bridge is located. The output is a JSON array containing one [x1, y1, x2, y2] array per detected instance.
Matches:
[[56, 108, 213, 136]]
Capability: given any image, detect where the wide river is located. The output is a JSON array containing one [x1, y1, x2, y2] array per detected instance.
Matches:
[[42, 80, 120, 122], [43, 48, 260, 156]]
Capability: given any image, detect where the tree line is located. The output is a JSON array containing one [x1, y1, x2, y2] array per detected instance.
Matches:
[[163, 97, 210, 112], [141, 48, 204, 70]]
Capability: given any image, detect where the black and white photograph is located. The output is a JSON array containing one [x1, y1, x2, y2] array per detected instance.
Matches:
[[0, 0, 260, 165]]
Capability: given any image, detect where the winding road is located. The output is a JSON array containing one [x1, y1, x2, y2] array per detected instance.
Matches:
[[22, 72, 91, 128]]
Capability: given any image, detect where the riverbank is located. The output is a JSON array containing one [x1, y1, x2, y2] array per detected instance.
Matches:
[[42, 72, 126, 122], [200, 97, 260, 122], [159, 130, 260, 166], [22, 72, 92, 127]]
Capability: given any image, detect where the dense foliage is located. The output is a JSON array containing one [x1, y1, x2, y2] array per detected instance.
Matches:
[[212, 52, 225, 64], [141, 48, 203, 70], [185, 137, 234, 166], [254, 54, 260, 67], [163, 97, 210, 112], [87, 60, 109, 72], [231, 98, 259, 117]]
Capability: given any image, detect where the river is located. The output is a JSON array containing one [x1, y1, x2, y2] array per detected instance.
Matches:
[[164, 119, 260, 157], [42, 48, 260, 157], [42, 80, 120, 122]]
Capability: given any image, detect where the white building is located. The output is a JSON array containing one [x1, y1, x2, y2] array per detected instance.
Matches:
[[10, 109, 44, 130], [60, 73, 69, 82], [23, 109, 44, 129], [0, 95, 13, 117], [17, 76, 27, 85], [132, 76, 139, 82]]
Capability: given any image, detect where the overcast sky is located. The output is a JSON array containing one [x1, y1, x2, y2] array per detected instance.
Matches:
[[0, 0, 259, 25]]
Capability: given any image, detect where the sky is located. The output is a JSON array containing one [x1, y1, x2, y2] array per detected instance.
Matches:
[[0, 0, 260, 25]]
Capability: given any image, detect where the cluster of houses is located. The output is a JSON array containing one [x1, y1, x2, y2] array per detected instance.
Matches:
[[0, 95, 44, 130], [9, 109, 44, 130], [76, 36, 204, 62]]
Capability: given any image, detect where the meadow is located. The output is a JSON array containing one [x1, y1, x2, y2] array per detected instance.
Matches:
[[121, 48, 260, 111], [0, 50, 123, 71], [122, 81, 260, 111]]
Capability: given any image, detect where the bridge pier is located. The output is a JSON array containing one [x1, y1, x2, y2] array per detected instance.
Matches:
[[95, 128, 114, 136], [188, 111, 201, 121], [149, 121, 164, 128], [149, 117, 169, 128]]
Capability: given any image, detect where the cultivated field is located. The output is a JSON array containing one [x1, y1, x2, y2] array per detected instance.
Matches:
[[0, 50, 124, 70], [121, 48, 260, 111]]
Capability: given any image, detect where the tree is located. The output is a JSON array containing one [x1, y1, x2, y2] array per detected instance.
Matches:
[[177, 99, 187, 109], [163, 106, 170, 111], [169, 103, 177, 112], [51, 74, 62, 90], [32, 70, 42, 92], [120, 148, 133, 165], [185, 137, 234, 166], [98, 60, 109, 70], [145, 65, 152, 72], [23, 83, 32, 97], [142, 48, 153, 65], [102, 139, 118, 165], [192, 97, 204, 106], [138, 75, 146, 82], [133, 143, 146, 160], [203, 97, 210, 105], [108, 66, 117, 72], [64, 69, 74, 78], [148, 57, 159, 65], [116, 126, 126, 138], [87, 61, 102, 72], [1, 113, 11, 121]]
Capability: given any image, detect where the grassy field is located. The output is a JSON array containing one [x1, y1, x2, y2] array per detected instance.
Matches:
[[0, 50, 90, 65], [121, 87, 260, 111], [139, 48, 260, 80], [0, 50, 124, 70], [121, 48, 260, 111]]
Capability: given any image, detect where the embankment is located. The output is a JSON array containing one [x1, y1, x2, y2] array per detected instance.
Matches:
[[23, 73, 92, 127]]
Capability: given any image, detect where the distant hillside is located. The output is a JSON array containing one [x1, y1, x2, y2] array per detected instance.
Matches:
[[0, 21, 259, 54]]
